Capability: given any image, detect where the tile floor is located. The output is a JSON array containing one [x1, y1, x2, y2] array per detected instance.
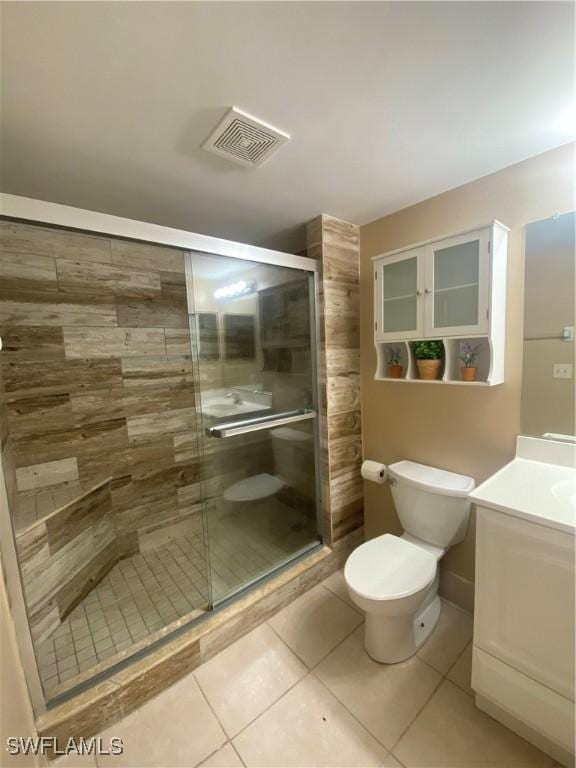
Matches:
[[37, 533, 210, 697], [38, 502, 317, 698], [54, 569, 561, 768]]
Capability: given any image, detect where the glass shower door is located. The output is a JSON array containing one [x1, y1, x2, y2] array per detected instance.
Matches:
[[186, 252, 321, 604]]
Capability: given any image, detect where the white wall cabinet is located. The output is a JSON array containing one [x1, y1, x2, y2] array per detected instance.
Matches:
[[373, 221, 508, 385], [374, 247, 425, 340]]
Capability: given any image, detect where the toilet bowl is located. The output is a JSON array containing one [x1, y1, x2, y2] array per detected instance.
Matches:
[[223, 426, 313, 503], [344, 460, 474, 663]]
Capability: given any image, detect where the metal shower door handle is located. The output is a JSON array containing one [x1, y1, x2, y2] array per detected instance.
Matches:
[[207, 408, 316, 439]]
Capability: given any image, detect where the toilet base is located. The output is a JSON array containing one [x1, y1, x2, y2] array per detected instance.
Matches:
[[364, 594, 441, 664]]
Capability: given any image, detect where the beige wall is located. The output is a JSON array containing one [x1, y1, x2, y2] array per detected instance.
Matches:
[[360, 143, 575, 583]]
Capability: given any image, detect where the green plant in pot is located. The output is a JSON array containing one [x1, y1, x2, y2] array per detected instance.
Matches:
[[412, 340, 444, 380], [459, 342, 481, 382], [387, 346, 403, 378]]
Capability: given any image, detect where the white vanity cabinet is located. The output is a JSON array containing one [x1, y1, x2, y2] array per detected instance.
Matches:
[[470, 438, 576, 765], [373, 221, 508, 384]]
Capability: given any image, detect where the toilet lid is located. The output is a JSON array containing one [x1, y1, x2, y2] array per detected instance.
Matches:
[[223, 473, 284, 502], [345, 534, 436, 601]]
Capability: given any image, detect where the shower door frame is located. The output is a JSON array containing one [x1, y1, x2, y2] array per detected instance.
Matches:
[[0, 193, 324, 715], [185, 251, 324, 609]]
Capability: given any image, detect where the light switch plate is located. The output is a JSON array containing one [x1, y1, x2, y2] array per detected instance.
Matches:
[[553, 363, 573, 379]]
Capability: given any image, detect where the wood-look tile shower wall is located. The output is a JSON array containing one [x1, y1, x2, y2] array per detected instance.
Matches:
[[306, 215, 363, 543], [0, 221, 204, 641]]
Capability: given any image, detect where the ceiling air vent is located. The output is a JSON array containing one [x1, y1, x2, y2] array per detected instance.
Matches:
[[202, 107, 290, 168]]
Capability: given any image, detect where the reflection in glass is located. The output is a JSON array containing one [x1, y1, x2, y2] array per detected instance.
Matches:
[[224, 314, 256, 359], [194, 312, 220, 359], [189, 252, 321, 603]]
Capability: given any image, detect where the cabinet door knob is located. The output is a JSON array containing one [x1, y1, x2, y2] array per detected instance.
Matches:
[[416, 290, 423, 296], [424, 288, 431, 294]]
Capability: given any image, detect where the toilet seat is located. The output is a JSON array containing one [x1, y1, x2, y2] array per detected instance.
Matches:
[[223, 473, 284, 502], [345, 534, 436, 601]]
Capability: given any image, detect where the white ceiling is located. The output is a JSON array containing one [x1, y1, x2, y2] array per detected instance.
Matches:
[[1, 2, 574, 252]]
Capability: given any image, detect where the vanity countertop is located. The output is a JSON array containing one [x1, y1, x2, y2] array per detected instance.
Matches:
[[469, 437, 576, 535]]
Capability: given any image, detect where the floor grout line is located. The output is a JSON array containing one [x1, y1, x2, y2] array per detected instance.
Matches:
[[388, 661, 448, 758], [83, 572, 475, 768], [229, 741, 246, 767], [266, 599, 363, 671], [310, 669, 400, 762], [224, 669, 314, 746], [200, 579, 367, 748], [194, 625, 311, 746], [320, 575, 364, 615]]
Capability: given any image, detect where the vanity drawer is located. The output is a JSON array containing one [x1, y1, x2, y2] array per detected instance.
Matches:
[[472, 646, 575, 753]]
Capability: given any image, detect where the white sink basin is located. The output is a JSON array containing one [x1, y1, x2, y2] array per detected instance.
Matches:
[[469, 436, 576, 534], [201, 396, 271, 420]]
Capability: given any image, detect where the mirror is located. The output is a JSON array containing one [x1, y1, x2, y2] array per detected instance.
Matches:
[[188, 252, 314, 415], [521, 211, 575, 439], [223, 313, 256, 360], [193, 312, 220, 359]]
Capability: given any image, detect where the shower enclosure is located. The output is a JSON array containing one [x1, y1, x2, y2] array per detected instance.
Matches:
[[0, 211, 322, 705]]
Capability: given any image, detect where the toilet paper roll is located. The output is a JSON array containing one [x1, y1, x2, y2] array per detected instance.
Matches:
[[361, 460, 388, 484]]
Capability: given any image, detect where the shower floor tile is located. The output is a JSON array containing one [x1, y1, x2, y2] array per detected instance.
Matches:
[[38, 533, 210, 697], [37, 501, 317, 698]]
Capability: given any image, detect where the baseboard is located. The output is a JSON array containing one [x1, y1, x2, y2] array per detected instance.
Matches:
[[439, 568, 474, 613]]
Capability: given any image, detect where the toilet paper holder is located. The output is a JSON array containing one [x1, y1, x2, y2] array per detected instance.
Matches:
[[360, 460, 389, 485]]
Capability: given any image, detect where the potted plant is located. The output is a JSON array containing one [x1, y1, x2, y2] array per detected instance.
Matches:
[[387, 347, 403, 378], [459, 342, 481, 381], [412, 340, 444, 380]]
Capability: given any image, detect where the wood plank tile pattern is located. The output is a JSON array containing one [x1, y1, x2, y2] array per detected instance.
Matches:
[[3, 358, 123, 399], [306, 216, 363, 543], [56, 258, 162, 297], [0, 251, 58, 292], [0, 217, 363, 723], [0, 221, 201, 655], [0, 291, 118, 327], [63, 327, 167, 358], [16, 457, 79, 491], [0, 221, 113, 262], [0, 326, 65, 361]]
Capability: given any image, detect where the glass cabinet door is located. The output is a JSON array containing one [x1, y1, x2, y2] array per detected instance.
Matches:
[[375, 248, 424, 339], [425, 230, 490, 336]]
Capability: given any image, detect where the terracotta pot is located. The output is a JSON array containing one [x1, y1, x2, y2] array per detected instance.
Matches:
[[417, 359, 442, 380], [388, 365, 403, 379], [461, 366, 477, 382]]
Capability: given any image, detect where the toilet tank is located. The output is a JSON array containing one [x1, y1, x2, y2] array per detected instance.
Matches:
[[271, 427, 314, 497], [388, 461, 475, 548]]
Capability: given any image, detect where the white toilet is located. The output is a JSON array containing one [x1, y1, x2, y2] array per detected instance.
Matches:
[[344, 460, 474, 664], [223, 426, 313, 504]]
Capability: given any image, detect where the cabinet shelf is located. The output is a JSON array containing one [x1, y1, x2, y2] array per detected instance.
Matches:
[[372, 221, 508, 387], [375, 337, 497, 385], [434, 281, 479, 294], [383, 293, 416, 302]]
